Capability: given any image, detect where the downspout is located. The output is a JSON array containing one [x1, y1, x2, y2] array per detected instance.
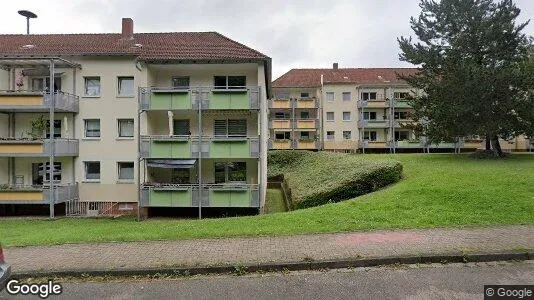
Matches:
[[320, 75, 324, 150], [49, 60, 55, 218]]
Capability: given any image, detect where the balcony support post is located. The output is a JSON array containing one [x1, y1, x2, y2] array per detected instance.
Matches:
[[198, 90, 202, 219], [49, 59, 55, 218]]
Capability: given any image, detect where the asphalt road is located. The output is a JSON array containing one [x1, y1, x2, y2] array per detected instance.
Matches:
[[2, 261, 533, 300]]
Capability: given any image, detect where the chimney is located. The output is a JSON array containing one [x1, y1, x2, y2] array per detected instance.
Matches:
[[122, 18, 134, 39], [333, 63, 339, 70]]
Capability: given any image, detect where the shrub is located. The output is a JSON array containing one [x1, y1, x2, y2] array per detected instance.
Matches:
[[268, 151, 403, 209]]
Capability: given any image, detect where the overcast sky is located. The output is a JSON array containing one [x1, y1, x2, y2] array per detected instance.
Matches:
[[2, 0, 534, 79]]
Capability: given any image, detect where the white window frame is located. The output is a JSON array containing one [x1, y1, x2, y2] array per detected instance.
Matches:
[[342, 111, 351, 121], [84, 76, 101, 97], [117, 119, 134, 138], [84, 119, 101, 138], [326, 131, 335, 140], [117, 76, 135, 97], [363, 131, 377, 141], [326, 112, 334, 122], [326, 92, 335, 102], [117, 161, 134, 182], [342, 92, 351, 101], [343, 131, 351, 140], [84, 161, 101, 182]]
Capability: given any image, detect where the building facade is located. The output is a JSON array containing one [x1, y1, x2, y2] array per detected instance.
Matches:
[[271, 64, 533, 153], [0, 18, 271, 218]]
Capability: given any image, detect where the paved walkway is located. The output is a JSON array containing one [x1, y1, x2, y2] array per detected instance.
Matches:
[[5, 225, 534, 274]]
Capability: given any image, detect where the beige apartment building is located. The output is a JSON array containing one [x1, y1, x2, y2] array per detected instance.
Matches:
[[0, 18, 271, 218], [271, 64, 533, 152]]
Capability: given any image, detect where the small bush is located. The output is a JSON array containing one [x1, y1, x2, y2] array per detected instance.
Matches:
[[268, 151, 403, 208]]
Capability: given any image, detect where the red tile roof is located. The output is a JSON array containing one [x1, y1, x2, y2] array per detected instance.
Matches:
[[273, 68, 419, 87], [0, 32, 269, 61]]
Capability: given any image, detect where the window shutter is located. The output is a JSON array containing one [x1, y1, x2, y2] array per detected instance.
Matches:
[[228, 119, 247, 136], [214, 120, 227, 136]]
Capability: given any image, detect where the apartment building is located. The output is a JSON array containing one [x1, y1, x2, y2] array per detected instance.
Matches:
[[271, 64, 533, 152], [0, 18, 271, 218]]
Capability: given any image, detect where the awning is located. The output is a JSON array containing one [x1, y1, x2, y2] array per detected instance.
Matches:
[[146, 159, 197, 169]]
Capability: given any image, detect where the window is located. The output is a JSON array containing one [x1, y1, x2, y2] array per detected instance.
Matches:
[[117, 162, 134, 180], [172, 169, 191, 184], [117, 77, 134, 96], [214, 76, 246, 89], [84, 161, 100, 181], [274, 112, 289, 119], [394, 111, 409, 120], [172, 76, 190, 89], [363, 112, 377, 120], [342, 112, 351, 121], [326, 131, 335, 140], [342, 92, 351, 101], [214, 162, 246, 183], [300, 111, 310, 119], [326, 112, 334, 121], [118, 119, 134, 138], [326, 92, 335, 102], [395, 131, 410, 141], [394, 92, 410, 100], [45, 120, 62, 138], [173, 119, 190, 135], [275, 91, 290, 99], [343, 131, 351, 140], [300, 92, 310, 98], [363, 131, 377, 141], [300, 131, 311, 140], [275, 132, 291, 140], [31, 77, 61, 91], [118, 203, 134, 211], [84, 77, 101, 96], [32, 162, 61, 185], [214, 119, 247, 137], [361, 92, 377, 101], [84, 119, 100, 138]]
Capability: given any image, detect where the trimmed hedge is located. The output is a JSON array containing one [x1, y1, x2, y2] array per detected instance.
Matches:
[[268, 151, 403, 209]]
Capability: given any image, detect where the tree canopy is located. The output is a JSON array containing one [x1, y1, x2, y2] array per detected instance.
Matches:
[[398, 0, 534, 156]]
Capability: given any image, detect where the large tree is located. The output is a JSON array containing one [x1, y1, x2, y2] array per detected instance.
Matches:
[[398, 0, 534, 156]]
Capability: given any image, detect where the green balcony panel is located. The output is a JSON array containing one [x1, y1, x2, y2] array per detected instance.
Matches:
[[210, 91, 249, 109], [151, 92, 191, 110], [395, 101, 411, 108], [210, 140, 250, 158], [210, 190, 250, 207], [150, 189, 192, 207], [151, 141, 191, 158]]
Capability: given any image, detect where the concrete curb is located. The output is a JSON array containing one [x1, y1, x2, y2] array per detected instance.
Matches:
[[11, 250, 534, 279]]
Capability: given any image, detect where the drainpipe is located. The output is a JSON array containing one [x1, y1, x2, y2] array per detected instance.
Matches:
[[49, 59, 55, 218], [198, 89, 202, 219], [320, 75, 324, 150]]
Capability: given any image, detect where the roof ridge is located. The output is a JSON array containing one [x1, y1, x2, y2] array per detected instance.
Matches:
[[211, 32, 270, 59]]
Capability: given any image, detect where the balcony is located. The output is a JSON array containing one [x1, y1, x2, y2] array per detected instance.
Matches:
[[139, 86, 260, 111], [357, 100, 388, 108], [393, 99, 411, 108], [140, 135, 192, 159], [269, 139, 292, 150], [139, 184, 260, 208], [295, 139, 319, 150], [0, 91, 79, 113], [0, 138, 79, 157], [361, 140, 388, 148], [395, 140, 424, 148], [269, 98, 291, 109], [0, 184, 78, 204], [205, 184, 260, 207], [294, 97, 319, 109], [269, 119, 292, 129], [462, 139, 484, 149], [140, 184, 194, 207], [206, 137, 259, 159], [358, 120, 390, 128], [427, 142, 459, 149], [294, 119, 319, 130]]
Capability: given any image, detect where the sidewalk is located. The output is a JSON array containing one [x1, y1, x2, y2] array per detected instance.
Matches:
[[5, 225, 534, 275]]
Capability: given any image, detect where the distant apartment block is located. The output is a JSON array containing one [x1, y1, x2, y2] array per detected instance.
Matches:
[[271, 64, 533, 152], [0, 18, 271, 218]]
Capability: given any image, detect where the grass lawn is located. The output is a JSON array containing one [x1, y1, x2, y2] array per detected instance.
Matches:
[[2, 153, 534, 247], [264, 188, 287, 213]]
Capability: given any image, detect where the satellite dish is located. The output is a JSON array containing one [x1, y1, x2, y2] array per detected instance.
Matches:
[[18, 10, 38, 34]]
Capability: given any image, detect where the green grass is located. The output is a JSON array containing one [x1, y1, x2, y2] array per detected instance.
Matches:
[[268, 151, 403, 208], [2, 153, 534, 247], [264, 188, 287, 213]]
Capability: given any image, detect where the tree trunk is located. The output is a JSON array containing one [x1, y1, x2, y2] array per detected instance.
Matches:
[[485, 134, 491, 151], [490, 135, 503, 157]]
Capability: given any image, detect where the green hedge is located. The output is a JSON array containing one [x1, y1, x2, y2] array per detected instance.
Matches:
[[268, 151, 403, 209]]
